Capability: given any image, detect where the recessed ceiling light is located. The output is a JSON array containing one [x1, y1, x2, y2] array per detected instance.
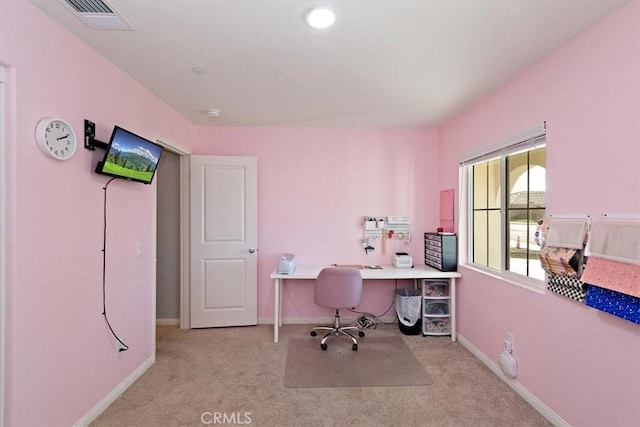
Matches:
[[192, 66, 207, 75], [305, 8, 335, 29]]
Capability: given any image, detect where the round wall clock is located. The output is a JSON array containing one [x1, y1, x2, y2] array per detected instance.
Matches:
[[35, 117, 77, 160]]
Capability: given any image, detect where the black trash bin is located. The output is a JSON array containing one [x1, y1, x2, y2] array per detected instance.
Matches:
[[394, 288, 422, 335]]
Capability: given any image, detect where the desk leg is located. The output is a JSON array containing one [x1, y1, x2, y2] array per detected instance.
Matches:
[[279, 279, 283, 327], [450, 278, 457, 342], [274, 278, 281, 343]]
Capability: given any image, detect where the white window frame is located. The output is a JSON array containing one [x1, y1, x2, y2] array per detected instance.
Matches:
[[459, 123, 547, 292]]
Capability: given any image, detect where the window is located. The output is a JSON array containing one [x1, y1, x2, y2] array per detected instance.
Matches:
[[461, 125, 546, 287]]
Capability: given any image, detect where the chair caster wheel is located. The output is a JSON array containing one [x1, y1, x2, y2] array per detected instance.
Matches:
[[358, 331, 365, 337], [310, 331, 317, 337], [352, 343, 358, 351], [321, 343, 328, 351]]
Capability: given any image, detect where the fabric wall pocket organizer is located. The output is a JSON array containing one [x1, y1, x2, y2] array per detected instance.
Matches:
[[540, 217, 589, 300], [581, 216, 640, 324], [547, 273, 587, 302], [539, 217, 589, 278], [583, 217, 640, 297]]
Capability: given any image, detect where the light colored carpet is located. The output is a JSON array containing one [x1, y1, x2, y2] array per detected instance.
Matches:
[[91, 324, 553, 426], [285, 336, 433, 388]]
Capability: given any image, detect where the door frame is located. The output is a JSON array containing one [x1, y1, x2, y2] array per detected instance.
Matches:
[[153, 137, 191, 331]]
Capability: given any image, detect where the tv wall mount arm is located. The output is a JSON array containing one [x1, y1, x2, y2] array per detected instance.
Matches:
[[84, 119, 109, 151]]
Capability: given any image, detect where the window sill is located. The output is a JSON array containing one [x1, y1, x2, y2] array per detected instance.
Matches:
[[459, 264, 546, 295]]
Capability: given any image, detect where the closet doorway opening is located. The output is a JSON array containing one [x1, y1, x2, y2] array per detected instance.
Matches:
[[154, 139, 190, 333]]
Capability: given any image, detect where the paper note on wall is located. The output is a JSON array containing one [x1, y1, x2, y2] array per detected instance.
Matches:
[[439, 189, 455, 232]]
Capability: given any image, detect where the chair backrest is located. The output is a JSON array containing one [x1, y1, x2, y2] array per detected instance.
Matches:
[[314, 267, 363, 309]]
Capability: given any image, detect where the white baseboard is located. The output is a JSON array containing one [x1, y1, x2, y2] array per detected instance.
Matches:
[[73, 355, 155, 427], [156, 318, 180, 326], [456, 333, 569, 427]]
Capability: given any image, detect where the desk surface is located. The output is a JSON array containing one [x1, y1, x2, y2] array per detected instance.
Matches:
[[270, 264, 461, 343], [270, 265, 462, 280]]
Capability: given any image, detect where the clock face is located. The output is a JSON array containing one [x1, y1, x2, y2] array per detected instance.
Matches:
[[35, 118, 77, 160]]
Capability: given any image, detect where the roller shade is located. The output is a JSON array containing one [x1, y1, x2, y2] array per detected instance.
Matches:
[[459, 123, 546, 166]]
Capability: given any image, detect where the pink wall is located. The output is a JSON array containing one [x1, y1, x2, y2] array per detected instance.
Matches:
[[194, 127, 440, 320], [0, 2, 194, 425], [2, 0, 638, 425], [439, 2, 639, 426]]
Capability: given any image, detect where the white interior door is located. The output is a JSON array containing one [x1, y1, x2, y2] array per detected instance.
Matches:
[[190, 156, 257, 328]]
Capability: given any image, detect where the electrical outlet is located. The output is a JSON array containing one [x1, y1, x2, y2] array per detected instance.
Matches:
[[135, 241, 142, 257]]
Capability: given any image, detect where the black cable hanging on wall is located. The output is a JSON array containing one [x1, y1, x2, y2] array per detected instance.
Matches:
[[102, 177, 129, 352]]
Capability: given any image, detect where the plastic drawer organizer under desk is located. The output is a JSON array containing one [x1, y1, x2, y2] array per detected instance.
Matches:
[[422, 280, 452, 336], [270, 265, 461, 343]]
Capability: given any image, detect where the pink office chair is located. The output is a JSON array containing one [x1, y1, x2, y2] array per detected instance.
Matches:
[[310, 267, 365, 351]]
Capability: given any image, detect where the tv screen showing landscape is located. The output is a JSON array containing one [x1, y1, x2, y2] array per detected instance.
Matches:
[[96, 126, 163, 184]]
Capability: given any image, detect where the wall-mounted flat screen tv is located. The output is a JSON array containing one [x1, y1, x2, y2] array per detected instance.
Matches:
[[95, 126, 164, 185]]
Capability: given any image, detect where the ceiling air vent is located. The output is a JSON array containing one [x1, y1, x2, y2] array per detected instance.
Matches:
[[60, 0, 135, 30]]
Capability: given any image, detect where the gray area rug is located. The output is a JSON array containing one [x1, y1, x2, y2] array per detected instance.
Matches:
[[284, 336, 433, 388]]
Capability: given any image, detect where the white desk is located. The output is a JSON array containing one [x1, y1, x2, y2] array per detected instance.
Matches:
[[270, 265, 462, 343]]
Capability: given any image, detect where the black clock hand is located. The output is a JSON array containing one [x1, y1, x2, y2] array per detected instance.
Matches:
[[57, 134, 70, 141]]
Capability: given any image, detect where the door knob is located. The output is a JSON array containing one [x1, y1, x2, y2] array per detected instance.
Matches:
[[249, 248, 257, 253]]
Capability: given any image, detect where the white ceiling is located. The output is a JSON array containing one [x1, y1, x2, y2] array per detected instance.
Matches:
[[30, 0, 628, 128]]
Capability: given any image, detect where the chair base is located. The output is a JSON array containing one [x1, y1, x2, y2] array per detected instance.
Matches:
[[310, 309, 365, 351]]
